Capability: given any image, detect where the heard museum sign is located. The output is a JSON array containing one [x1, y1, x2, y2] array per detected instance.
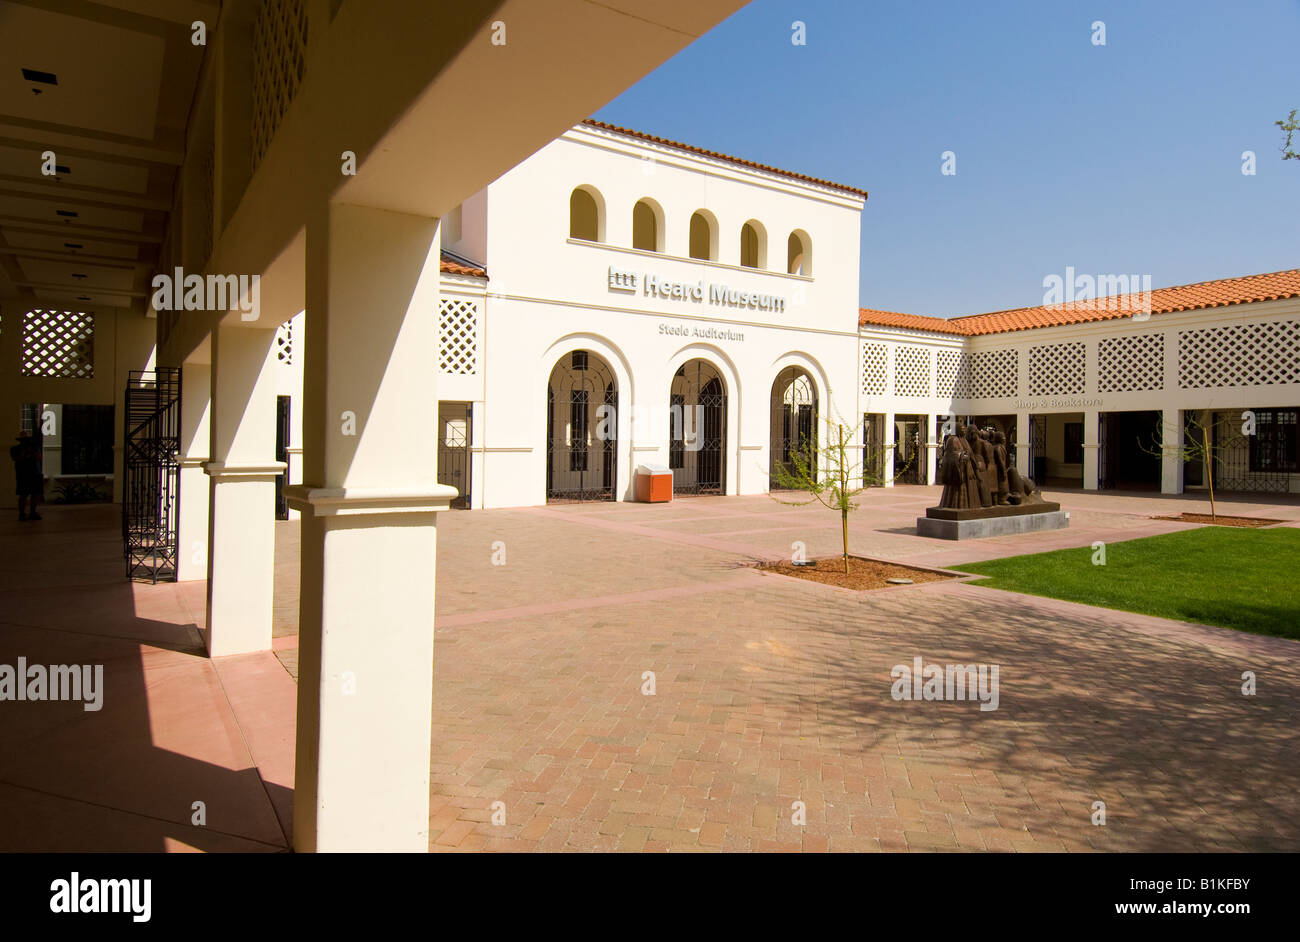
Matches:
[[608, 266, 787, 313]]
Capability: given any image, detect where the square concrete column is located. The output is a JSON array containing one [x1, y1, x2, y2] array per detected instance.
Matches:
[[286, 202, 455, 853], [882, 411, 896, 486], [1082, 409, 1100, 490], [1161, 409, 1184, 494], [204, 325, 283, 657], [177, 363, 211, 582], [1015, 413, 1030, 477]]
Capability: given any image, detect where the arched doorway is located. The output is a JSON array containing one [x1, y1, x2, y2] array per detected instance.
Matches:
[[669, 359, 726, 495], [546, 350, 617, 501], [770, 366, 817, 486]]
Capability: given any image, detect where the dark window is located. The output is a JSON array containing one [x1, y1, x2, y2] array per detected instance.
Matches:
[[1250, 409, 1298, 473], [571, 350, 588, 372], [1064, 422, 1084, 464], [61, 404, 114, 474], [669, 393, 685, 469], [569, 390, 588, 471]]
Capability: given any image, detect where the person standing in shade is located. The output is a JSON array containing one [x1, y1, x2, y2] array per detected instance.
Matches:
[[10, 431, 43, 521]]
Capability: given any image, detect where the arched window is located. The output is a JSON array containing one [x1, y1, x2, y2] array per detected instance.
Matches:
[[740, 220, 766, 269], [787, 230, 812, 275], [633, 199, 662, 252], [689, 210, 717, 261], [569, 187, 602, 241]]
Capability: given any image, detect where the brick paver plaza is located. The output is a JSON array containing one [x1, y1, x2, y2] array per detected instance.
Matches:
[[2, 486, 1298, 852]]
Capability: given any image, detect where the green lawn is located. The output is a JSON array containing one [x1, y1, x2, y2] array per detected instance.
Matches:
[[953, 526, 1300, 640]]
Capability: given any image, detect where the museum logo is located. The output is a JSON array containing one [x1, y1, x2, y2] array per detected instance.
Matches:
[[890, 656, 999, 711], [609, 266, 786, 313]]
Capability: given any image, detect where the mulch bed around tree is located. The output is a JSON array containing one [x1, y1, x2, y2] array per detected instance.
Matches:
[[1152, 513, 1287, 528], [756, 555, 956, 590]]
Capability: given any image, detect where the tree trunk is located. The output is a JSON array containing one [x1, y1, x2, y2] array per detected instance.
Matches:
[[1203, 427, 1216, 523], [839, 425, 850, 574]]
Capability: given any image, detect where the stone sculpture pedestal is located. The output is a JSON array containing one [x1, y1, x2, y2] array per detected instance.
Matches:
[[916, 502, 1068, 540]]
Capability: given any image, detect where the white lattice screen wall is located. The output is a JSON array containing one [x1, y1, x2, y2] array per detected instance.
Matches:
[[21, 310, 94, 379], [275, 320, 293, 365], [1029, 342, 1086, 396], [252, 0, 309, 172], [861, 342, 887, 395], [1179, 320, 1300, 389], [969, 349, 1018, 399], [439, 298, 478, 375], [894, 346, 931, 397], [936, 349, 971, 397], [1098, 333, 1164, 392]]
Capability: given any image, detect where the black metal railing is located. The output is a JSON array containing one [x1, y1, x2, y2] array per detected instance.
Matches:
[[122, 368, 181, 582]]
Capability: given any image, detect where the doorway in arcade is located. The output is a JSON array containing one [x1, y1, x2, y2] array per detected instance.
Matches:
[[893, 414, 926, 484], [1099, 410, 1161, 490]]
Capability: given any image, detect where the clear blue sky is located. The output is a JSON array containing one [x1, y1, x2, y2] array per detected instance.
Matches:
[[592, 0, 1300, 316]]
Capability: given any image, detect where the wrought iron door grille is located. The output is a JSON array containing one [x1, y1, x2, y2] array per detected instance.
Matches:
[[546, 351, 617, 502], [671, 362, 726, 496], [122, 368, 181, 583]]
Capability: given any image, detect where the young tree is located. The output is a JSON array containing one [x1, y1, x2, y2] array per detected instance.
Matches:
[[1141, 412, 1246, 523], [768, 414, 912, 574], [1278, 109, 1299, 160]]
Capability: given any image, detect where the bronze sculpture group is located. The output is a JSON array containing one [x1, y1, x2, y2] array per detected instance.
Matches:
[[937, 424, 1042, 509]]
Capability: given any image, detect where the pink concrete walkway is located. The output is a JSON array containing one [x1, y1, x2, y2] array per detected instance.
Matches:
[[0, 504, 294, 852], [3, 486, 1298, 852]]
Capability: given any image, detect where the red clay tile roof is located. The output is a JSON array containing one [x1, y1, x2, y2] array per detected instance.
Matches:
[[581, 119, 869, 199], [439, 250, 486, 278], [859, 268, 1300, 336]]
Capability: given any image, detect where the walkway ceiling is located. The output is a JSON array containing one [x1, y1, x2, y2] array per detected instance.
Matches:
[[0, 0, 214, 315]]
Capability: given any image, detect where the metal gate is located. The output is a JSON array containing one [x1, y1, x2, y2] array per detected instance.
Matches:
[[1098, 411, 1112, 489], [1211, 408, 1294, 493], [438, 402, 472, 509], [863, 413, 885, 485], [275, 395, 291, 519], [122, 368, 181, 583], [670, 360, 726, 495], [1028, 414, 1047, 485], [894, 414, 926, 484], [546, 351, 617, 502], [770, 366, 817, 484]]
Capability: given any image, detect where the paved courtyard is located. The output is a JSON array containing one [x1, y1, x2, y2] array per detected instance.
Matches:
[[2, 486, 1298, 851]]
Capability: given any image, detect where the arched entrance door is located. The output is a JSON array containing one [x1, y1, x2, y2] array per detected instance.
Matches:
[[769, 366, 817, 485], [669, 359, 726, 495], [546, 350, 617, 501]]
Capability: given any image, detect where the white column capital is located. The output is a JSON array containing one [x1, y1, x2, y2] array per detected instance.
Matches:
[[283, 484, 456, 517]]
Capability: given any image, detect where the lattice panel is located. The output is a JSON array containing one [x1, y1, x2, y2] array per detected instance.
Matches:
[[1179, 320, 1300, 389], [936, 349, 971, 398], [1029, 342, 1085, 396], [861, 342, 887, 395], [21, 310, 94, 379], [894, 345, 931, 397], [252, 0, 309, 172], [969, 348, 1018, 399], [276, 320, 293, 365], [1098, 333, 1163, 392], [439, 298, 478, 375]]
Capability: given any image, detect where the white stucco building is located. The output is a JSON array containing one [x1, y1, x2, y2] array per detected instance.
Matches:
[[411, 120, 1300, 510]]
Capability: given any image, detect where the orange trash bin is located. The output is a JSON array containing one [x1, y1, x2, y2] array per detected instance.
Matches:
[[636, 464, 673, 502]]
